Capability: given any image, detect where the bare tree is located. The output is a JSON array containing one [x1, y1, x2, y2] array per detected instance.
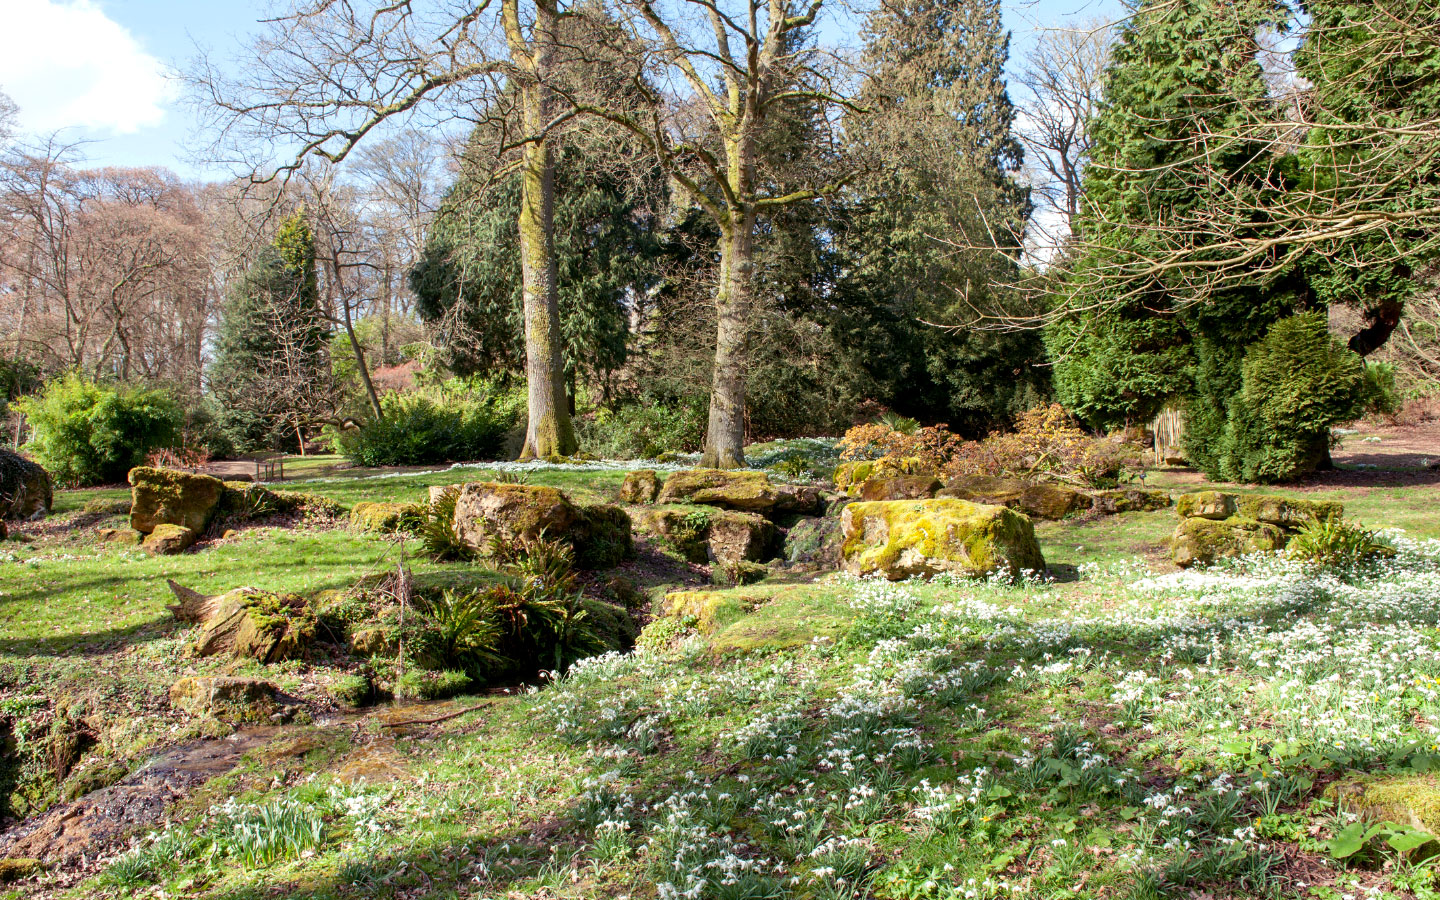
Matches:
[[1015, 18, 1112, 251], [0, 89, 17, 145], [189, 0, 582, 459]]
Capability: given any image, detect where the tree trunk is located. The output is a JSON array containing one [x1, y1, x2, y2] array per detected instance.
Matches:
[[700, 217, 755, 469], [515, 24, 577, 461]]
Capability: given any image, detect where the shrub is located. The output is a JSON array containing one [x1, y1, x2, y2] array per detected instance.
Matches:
[[1359, 361, 1400, 418], [332, 379, 522, 466], [575, 399, 706, 459], [1219, 312, 1367, 483], [418, 486, 474, 562], [17, 374, 181, 486]]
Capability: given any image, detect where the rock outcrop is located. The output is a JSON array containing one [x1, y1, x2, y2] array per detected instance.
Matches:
[[349, 501, 423, 533], [1169, 490, 1343, 567], [129, 467, 225, 536], [619, 469, 664, 504], [1170, 517, 1286, 568], [0, 450, 52, 519], [452, 482, 632, 568], [939, 476, 1092, 521], [641, 507, 776, 565], [169, 676, 289, 724], [841, 498, 1045, 580], [656, 469, 780, 512], [833, 457, 930, 496], [858, 476, 942, 502]]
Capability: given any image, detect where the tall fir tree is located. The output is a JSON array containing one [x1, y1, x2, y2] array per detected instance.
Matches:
[[210, 212, 331, 451], [835, 0, 1048, 435]]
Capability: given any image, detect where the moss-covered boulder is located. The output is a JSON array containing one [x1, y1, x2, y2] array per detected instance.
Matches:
[[98, 527, 143, 546], [129, 467, 225, 535], [169, 676, 287, 724], [619, 469, 664, 504], [0, 450, 51, 520], [640, 506, 713, 563], [350, 501, 423, 533], [1235, 494, 1343, 530], [939, 476, 1092, 521], [1330, 774, 1440, 835], [142, 523, 196, 555], [191, 588, 316, 663], [841, 499, 1045, 580], [453, 482, 631, 568], [1174, 491, 1239, 521], [1090, 488, 1173, 515], [219, 481, 295, 521], [0, 858, 41, 884], [833, 457, 930, 496], [859, 476, 943, 502], [774, 484, 826, 515], [657, 469, 781, 512], [1170, 517, 1286, 567], [662, 590, 758, 634]]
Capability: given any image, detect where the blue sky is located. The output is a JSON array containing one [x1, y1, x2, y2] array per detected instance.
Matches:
[[0, 0, 1123, 180]]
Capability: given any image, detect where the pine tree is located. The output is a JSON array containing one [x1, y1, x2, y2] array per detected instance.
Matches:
[[210, 212, 332, 451], [835, 0, 1048, 434]]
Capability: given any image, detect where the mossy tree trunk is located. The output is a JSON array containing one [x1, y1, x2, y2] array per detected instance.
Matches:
[[701, 209, 756, 469], [507, 0, 578, 461]]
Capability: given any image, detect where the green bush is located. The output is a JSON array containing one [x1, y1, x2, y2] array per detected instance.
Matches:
[[332, 379, 522, 466], [1359, 360, 1400, 417], [1045, 310, 1194, 431], [394, 668, 473, 701], [575, 399, 706, 459], [1217, 312, 1367, 483], [17, 374, 181, 486]]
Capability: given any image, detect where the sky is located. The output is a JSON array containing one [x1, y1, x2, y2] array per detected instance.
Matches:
[[0, 0, 1124, 181]]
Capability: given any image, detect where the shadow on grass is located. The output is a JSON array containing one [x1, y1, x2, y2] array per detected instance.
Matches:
[[0, 615, 180, 657]]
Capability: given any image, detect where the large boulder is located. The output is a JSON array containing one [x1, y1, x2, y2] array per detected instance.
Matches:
[[452, 482, 631, 567], [1170, 517, 1286, 568], [0, 450, 52, 519], [841, 499, 1045, 580], [773, 483, 825, 515], [169, 676, 289, 724], [350, 501, 423, 533], [657, 469, 781, 512], [939, 476, 1092, 521], [641, 507, 774, 565], [128, 467, 225, 535], [1174, 491, 1238, 521], [184, 587, 316, 663], [1235, 494, 1343, 531], [619, 469, 664, 504], [859, 476, 942, 502], [783, 516, 843, 568]]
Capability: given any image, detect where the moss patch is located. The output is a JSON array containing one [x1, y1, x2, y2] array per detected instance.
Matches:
[[840, 498, 1045, 579]]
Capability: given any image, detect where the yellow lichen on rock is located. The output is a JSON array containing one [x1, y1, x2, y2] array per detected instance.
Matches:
[[840, 498, 1045, 580]]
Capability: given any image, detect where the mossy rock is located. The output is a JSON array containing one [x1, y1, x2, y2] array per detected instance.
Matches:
[[834, 457, 930, 496], [350, 501, 423, 533], [1174, 491, 1238, 521], [61, 757, 129, 802], [858, 476, 942, 502], [128, 466, 225, 535], [219, 482, 294, 521], [575, 504, 634, 568], [619, 469, 664, 504], [97, 527, 142, 547], [193, 588, 316, 663], [705, 510, 777, 565], [1169, 516, 1286, 567], [939, 476, 1091, 521], [0, 858, 41, 884], [662, 590, 758, 634], [394, 669, 471, 701], [639, 506, 715, 563], [783, 516, 843, 568], [1235, 494, 1343, 530], [0, 449, 52, 520], [1329, 774, 1440, 834], [330, 674, 375, 709], [711, 560, 769, 586], [453, 482, 580, 549], [1090, 487, 1173, 515], [657, 469, 782, 512], [169, 676, 285, 725], [142, 523, 196, 555], [841, 498, 1045, 580]]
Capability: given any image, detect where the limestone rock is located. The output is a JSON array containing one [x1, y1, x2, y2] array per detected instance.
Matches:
[[640, 507, 713, 563], [142, 523, 196, 555], [619, 469, 664, 504], [939, 476, 1092, 521], [169, 676, 286, 724], [1174, 491, 1238, 521], [452, 482, 631, 568], [1170, 516, 1285, 568], [858, 476, 942, 502], [657, 469, 781, 512], [705, 510, 777, 565], [0, 449, 52, 520], [128, 467, 225, 535], [1235, 494, 1343, 530], [774, 483, 825, 515], [833, 457, 931, 496], [189, 588, 315, 663], [841, 498, 1045, 580], [350, 501, 422, 533], [783, 516, 843, 568], [1090, 488, 1173, 515]]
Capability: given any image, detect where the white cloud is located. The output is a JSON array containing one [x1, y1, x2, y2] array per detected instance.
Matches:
[[0, 0, 173, 135]]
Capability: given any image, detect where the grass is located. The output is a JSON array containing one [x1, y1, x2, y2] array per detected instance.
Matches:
[[3, 455, 1440, 900]]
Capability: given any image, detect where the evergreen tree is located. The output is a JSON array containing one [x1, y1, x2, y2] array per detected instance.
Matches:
[[210, 212, 332, 451], [835, 0, 1047, 435]]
